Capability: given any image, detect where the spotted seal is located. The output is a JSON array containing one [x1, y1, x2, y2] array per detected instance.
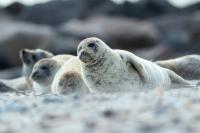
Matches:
[[77, 37, 192, 93]]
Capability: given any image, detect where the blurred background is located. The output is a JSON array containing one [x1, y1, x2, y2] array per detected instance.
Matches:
[[0, 0, 200, 78]]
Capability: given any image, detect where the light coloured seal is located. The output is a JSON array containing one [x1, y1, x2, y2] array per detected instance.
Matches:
[[30, 54, 75, 94], [155, 55, 200, 80], [51, 58, 90, 95], [20, 48, 54, 88], [77, 37, 192, 93], [0, 49, 54, 92]]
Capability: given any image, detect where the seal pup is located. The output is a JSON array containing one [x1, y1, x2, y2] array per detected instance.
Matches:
[[31, 55, 75, 94], [51, 58, 90, 95], [20, 48, 54, 87], [0, 49, 54, 92], [77, 37, 192, 93], [155, 55, 200, 80]]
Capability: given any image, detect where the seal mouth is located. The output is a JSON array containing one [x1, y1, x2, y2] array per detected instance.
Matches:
[[78, 51, 93, 63]]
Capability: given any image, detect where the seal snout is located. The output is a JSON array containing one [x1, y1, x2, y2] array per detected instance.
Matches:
[[31, 71, 40, 81], [78, 50, 86, 59], [78, 50, 91, 63]]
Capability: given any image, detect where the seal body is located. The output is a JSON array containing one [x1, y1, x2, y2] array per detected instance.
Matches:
[[31, 54, 75, 94], [51, 58, 89, 95], [0, 77, 28, 92], [155, 55, 200, 80], [78, 37, 191, 93]]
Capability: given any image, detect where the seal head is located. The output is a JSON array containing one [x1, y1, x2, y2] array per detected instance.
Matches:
[[20, 49, 53, 66], [77, 37, 110, 66], [31, 59, 61, 84]]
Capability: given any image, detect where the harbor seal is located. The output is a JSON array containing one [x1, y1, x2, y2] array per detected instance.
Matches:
[[51, 58, 90, 95], [77, 37, 192, 93], [155, 55, 200, 80], [0, 49, 54, 92], [20, 48, 54, 87], [31, 54, 75, 94]]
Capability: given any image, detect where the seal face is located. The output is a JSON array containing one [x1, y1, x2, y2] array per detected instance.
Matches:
[[30, 58, 63, 93], [78, 37, 192, 93], [31, 59, 57, 83], [77, 38, 107, 66]]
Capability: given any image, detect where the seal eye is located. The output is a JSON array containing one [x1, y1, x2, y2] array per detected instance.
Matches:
[[32, 54, 37, 62], [88, 43, 96, 48], [41, 65, 48, 70]]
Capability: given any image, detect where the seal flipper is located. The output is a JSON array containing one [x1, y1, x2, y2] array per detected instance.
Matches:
[[166, 69, 194, 88], [116, 50, 149, 82], [0, 81, 16, 92]]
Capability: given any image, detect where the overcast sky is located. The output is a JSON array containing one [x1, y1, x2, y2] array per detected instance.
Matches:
[[0, 0, 200, 8]]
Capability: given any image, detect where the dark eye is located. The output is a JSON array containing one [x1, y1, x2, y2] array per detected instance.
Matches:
[[32, 54, 37, 62], [41, 65, 48, 70], [88, 43, 96, 48]]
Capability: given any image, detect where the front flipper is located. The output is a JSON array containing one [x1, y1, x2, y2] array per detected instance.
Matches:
[[0, 81, 16, 92], [115, 50, 149, 82]]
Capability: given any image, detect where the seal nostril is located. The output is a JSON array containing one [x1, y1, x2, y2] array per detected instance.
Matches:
[[79, 51, 85, 60], [82, 51, 85, 55], [32, 71, 39, 79]]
